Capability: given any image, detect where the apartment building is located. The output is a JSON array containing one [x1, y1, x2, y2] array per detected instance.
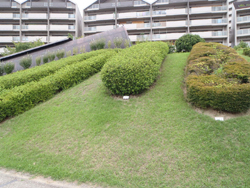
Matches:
[[0, 0, 83, 53], [231, 0, 250, 46], [83, 0, 229, 45]]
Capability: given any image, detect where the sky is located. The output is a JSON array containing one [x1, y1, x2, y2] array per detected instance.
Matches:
[[16, 0, 156, 15]]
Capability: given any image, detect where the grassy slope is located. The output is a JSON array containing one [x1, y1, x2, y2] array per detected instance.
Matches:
[[0, 53, 250, 187], [238, 49, 250, 62]]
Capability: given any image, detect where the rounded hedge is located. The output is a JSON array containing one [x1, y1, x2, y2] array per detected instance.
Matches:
[[185, 42, 250, 113], [175, 34, 205, 52], [101, 42, 169, 95]]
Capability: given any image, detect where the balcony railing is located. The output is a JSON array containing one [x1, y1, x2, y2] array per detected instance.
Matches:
[[237, 29, 250, 35], [136, 11, 150, 17], [153, 10, 166, 16], [155, 0, 169, 4], [69, 25, 75, 30], [85, 27, 97, 31], [13, 14, 20, 18], [212, 31, 227, 36], [13, 37, 20, 42], [134, 1, 147, 6], [13, 25, 20, 30], [237, 16, 250, 23], [87, 4, 99, 10], [85, 16, 96, 21], [212, 18, 227, 24], [212, 6, 227, 11]]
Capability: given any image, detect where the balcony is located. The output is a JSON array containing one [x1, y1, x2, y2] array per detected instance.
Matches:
[[155, 0, 169, 5], [22, 13, 47, 19], [0, 25, 15, 31], [86, 4, 99, 10], [50, 36, 68, 43], [165, 21, 187, 28], [237, 28, 250, 36], [237, 16, 250, 23], [50, 25, 75, 31], [0, 13, 19, 19], [190, 6, 227, 14], [84, 16, 96, 21], [153, 9, 187, 17], [85, 25, 115, 32], [0, 2, 11, 8], [22, 25, 47, 31], [134, 1, 148, 6], [136, 11, 150, 17], [50, 13, 75, 19], [191, 31, 227, 38], [0, 37, 20, 43], [190, 18, 227, 26], [22, 36, 47, 42]]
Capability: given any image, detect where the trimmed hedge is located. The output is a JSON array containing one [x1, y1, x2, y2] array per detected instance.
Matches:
[[101, 42, 169, 95], [186, 42, 250, 113], [0, 49, 107, 90], [0, 50, 116, 122]]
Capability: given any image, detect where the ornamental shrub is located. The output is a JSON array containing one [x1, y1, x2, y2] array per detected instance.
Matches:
[[43, 53, 49, 63], [185, 42, 250, 113], [56, 49, 65, 59], [0, 50, 116, 122], [73, 47, 78, 55], [20, 55, 32, 69], [175, 34, 205, 52], [48, 51, 56, 62], [0, 49, 108, 90], [90, 38, 105, 51], [4, 62, 14, 74], [113, 37, 123, 48], [243, 48, 250, 57], [36, 56, 42, 66], [0, 64, 4, 76], [101, 42, 169, 95]]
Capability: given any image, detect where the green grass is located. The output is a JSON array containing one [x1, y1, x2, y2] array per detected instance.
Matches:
[[0, 53, 250, 187], [238, 49, 250, 62]]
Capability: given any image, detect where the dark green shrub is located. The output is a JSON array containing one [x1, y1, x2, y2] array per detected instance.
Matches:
[[43, 53, 49, 64], [0, 64, 4, 76], [101, 42, 169, 95], [0, 50, 117, 122], [48, 52, 56, 62], [36, 56, 41, 66], [4, 62, 15, 74], [243, 48, 250, 57], [90, 38, 105, 51], [114, 37, 123, 48], [185, 42, 250, 113], [167, 41, 175, 54], [20, 55, 32, 69], [175, 34, 205, 52], [56, 49, 65, 59], [0, 49, 108, 90]]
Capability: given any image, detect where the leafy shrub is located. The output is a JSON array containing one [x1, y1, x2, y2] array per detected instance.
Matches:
[[243, 48, 250, 57], [4, 62, 15, 74], [0, 49, 108, 90], [0, 50, 117, 122], [185, 42, 250, 113], [235, 40, 249, 50], [36, 56, 41, 66], [175, 34, 205, 52], [43, 53, 49, 64], [73, 47, 78, 55], [113, 37, 123, 48], [80, 46, 85, 54], [124, 39, 130, 48], [48, 52, 56, 62], [0, 64, 4, 76], [108, 40, 112, 49], [167, 41, 175, 54], [101, 42, 169, 95], [66, 50, 71, 57], [20, 55, 32, 69], [56, 49, 65, 59], [90, 38, 105, 51]]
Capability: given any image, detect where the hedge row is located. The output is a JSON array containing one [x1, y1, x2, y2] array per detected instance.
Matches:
[[186, 42, 250, 113], [101, 42, 169, 95], [0, 50, 116, 122], [0, 49, 107, 90], [243, 48, 250, 57]]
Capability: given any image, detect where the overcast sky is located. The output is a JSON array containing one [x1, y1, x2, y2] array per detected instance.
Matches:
[[16, 0, 156, 15]]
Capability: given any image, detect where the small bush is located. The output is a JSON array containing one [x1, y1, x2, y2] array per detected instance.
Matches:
[[175, 34, 205, 52], [43, 53, 49, 64], [101, 42, 169, 95], [80, 46, 85, 54], [4, 62, 15, 74], [73, 47, 78, 55], [167, 41, 175, 54], [66, 50, 71, 57], [114, 37, 123, 48], [56, 49, 65, 59], [108, 40, 112, 49], [243, 48, 250, 57], [36, 56, 41, 66], [0, 64, 4, 76], [48, 52, 56, 62], [90, 38, 105, 51], [124, 39, 130, 48], [20, 55, 32, 69]]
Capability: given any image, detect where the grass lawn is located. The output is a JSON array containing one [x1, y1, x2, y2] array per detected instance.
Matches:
[[0, 53, 250, 187], [238, 49, 250, 62]]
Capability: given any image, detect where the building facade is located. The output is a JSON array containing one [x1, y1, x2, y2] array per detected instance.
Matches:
[[0, 0, 82, 53], [231, 0, 250, 46], [83, 0, 230, 45]]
